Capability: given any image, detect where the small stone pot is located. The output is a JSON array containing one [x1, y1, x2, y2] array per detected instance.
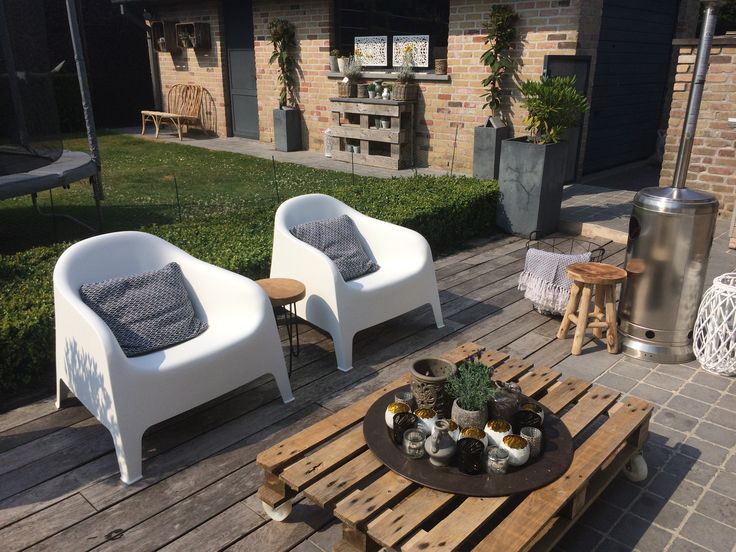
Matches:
[[410, 358, 457, 418], [337, 82, 356, 98], [451, 399, 488, 431], [368, 90, 376, 98], [356, 83, 368, 98]]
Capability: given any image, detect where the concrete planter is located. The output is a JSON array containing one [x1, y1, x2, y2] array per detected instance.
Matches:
[[496, 137, 567, 237], [473, 125, 510, 180], [273, 108, 302, 152]]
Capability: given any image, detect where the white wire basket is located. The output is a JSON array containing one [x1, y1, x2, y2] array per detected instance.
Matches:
[[693, 272, 736, 376]]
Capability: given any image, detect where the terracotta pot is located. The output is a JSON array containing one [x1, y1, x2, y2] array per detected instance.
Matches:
[[451, 399, 488, 430], [410, 358, 456, 418], [392, 82, 418, 101]]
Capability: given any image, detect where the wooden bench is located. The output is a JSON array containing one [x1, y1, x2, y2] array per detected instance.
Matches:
[[141, 84, 213, 140], [256, 342, 652, 552]]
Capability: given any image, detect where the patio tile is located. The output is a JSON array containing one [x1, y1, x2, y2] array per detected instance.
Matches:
[[654, 363, 696, 381], [647, 472, 704, 508], [680, 383, 722, 404], [695, 491, 736, 529], [642, 442, 674, 472], [653, 408, 698, 433], [557, 352, 618, 381], [664, 454, 716, 486], [666, 396, 711, 419], [706, 407, 736, 431], [595, 538, 633, 552], [726, 454, 736, 473], [710, 470, 736, 501], [643, 372, 684, 392], [667, 537, 712, 552], [680, 514, 736, 552], [648, 422, 686, 449], [611, 360, 652, 381], [610, 513, 674, 550], [629, 492, 688, 530], [555, 523, 604, 551], [682, 436, 729, 466], [598, 477, 642, 509], [595, 373, 638, 394], [579, 500, 625, 533], [694, 421, 736, 449], [306, 520, 342, 552], [630, 383, 672, 406], [717, 393, 736, 412], [691, 371, 731, 391]]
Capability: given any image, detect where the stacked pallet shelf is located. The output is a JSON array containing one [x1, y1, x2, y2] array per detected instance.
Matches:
[[330, 97, 414, 169]]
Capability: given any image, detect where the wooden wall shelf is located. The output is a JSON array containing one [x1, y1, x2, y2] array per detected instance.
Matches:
[[329, 98, 414, 170]]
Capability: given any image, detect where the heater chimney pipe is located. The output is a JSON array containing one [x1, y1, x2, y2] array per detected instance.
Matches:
[[672, 1, 723, 189]]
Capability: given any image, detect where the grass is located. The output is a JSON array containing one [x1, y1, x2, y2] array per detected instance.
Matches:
[[0, 133, 499, 398]]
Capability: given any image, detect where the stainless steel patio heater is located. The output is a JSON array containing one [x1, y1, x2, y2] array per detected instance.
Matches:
[[618, 1, 722, 363]]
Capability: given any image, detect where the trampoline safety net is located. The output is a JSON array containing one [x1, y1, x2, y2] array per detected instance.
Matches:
[[0, 0, 63, 176]]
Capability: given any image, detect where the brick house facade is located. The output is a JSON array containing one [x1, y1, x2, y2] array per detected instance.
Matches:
[[143, 0, 702, 178]]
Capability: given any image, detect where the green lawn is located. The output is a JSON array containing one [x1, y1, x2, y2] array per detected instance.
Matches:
[[0, 133, 498, 396]]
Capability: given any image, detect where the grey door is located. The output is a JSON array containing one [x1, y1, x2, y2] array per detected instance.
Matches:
[[224, 0, 259, 139]]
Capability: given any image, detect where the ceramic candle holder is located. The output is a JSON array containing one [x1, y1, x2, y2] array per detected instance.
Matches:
[[394, 391, 416, 410], [402, 428, 426, 459], [443, 419, 460, 441], [501, 434, 531, 466], [457, 437, 485, 475], [385, 401, 411, 429], [460, 426, 488, 448], [392, 412, 419, 445], [485, 419, 512, 447], [520, 426, 543, 459], [414, 408, 438, 435], [520, 402, 545, 423], [511, 410, 543, 434]]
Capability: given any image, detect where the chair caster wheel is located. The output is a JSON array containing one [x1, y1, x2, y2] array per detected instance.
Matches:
[[623, 453, 648, 482], [262, 500, 292, 521]]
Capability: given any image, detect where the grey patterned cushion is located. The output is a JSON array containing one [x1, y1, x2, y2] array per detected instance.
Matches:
[[79, 262, 208, 357], [290, 214, 379, 281]]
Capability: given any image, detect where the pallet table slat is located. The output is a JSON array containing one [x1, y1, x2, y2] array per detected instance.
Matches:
[[366, 487, 456, 549], [518, 367, 561, 398], [334, 471, 415, 528], [492, 358, 534, 383], [477, 350, 510, 369], [558, 385, 620, 438], [303, 449, 385, 508], [536, 378, 592, 414], [256, 374, 409, 472], [439, 342, 483, 365], [280, 425, 367, 490], [473, 398, 652, 552]]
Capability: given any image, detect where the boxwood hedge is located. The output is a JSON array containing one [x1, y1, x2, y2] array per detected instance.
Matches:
[[0, 134, 498, 396]]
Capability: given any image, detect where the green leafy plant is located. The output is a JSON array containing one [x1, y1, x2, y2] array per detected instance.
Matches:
[[367, 83, 376, 92], [480, 5, 518, 116], [445, 361, 497, 411], [330, 49, 340, 57], [396, 44, 415, 84], [342, 55, 362, 81], [518, 76, 589, 144], [268, 18, 297, 108]]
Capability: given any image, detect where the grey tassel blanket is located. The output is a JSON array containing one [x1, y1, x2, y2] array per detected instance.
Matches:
[[518, 248, 592, 315]]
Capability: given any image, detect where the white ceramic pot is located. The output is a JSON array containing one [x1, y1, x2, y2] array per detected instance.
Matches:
[[368, 91, 376, 98], [414, 408, 437, 435], [501, 434, 530, 466], [385, 402, 410, 429], [485, 419, 512, 447]]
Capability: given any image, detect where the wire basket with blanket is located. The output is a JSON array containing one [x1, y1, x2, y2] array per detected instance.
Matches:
[[518, 232, 605, 316]]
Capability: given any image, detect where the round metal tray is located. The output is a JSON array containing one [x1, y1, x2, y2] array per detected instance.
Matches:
[[363, 385, 574, 497]]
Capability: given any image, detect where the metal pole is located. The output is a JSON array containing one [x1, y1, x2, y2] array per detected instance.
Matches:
[[145, 24, 163, 111], [672, 0, 723, 189], [0, 0, 29, 148], [65, 0, 104, 200]]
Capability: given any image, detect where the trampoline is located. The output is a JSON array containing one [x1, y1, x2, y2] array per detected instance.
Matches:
[[0, 0, 103, 231]]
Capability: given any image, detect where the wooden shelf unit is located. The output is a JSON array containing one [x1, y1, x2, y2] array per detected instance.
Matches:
[[329, 98, 414, 170]]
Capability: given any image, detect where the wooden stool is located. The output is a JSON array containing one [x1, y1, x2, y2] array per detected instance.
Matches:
[[556, 262, 627, 355], [256, 278, 306, 375]]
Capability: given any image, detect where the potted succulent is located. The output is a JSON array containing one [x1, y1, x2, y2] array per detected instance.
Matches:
[[367, 83, 377, 98], [338, 56, 361, 97], [268, 18, 301, 152], [329, 49, 340, 72], [473, 5, 517, 180], [446, 360, 496, 429], [497, 75, 588, 236], [392, 45, 418, 101]]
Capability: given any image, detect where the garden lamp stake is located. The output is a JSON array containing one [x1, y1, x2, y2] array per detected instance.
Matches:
[[272, 156, 281, 204], [450, 126, 459, 176], [173, 175, 182, 222], [351, 150, 355, 186]]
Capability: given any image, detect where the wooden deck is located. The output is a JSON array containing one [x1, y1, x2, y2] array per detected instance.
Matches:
[[0, 233, 626, 551]]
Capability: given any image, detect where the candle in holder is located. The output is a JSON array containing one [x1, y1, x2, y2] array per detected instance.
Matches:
[[521, 426, 543, 459], [402, 428, 426, 459], [394, 390, 416, 410], [485, 446, 509, 474]]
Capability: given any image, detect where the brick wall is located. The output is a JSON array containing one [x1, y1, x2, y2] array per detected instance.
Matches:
[[659, 37, 736, 218], [151, 1, 228, 136]]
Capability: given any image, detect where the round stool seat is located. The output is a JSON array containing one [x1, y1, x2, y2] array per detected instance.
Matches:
[[256, 278, 306, 307], [566, 262, 627, 285]]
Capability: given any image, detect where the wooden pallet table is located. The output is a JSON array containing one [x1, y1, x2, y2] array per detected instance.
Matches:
[[256, 342, 652, 552]]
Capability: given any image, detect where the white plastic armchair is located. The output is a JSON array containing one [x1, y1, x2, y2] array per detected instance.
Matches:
[[54, 231, 293, 485], [271, 194, 444, 372]]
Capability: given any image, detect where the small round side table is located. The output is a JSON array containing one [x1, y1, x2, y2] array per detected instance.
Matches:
[[556, 262, 627, 355], [256, 278, 306, 375]]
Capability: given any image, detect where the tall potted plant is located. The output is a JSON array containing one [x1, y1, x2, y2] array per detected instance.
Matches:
[[268, 18, 301, 152], [392, 45, 418, 101], [445, 360, 496, 429], [473, 5, 517, 180], [337, 56, 361, 98], [497, 75, 588, 236]]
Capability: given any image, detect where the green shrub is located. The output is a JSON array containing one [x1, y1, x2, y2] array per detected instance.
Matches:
[[0, 135, 499, 396]]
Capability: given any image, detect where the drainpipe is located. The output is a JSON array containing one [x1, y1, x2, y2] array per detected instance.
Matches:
[[672, 0, 724, 189], [143, 15, 163, 111]]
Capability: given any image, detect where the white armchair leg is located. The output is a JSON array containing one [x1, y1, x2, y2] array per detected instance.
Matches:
[[333, 330, 355, 372], [112, 424, 144, 485], [430, 293, 445, 329], [272, 366, 295, 404], [55, 378, 75, 409]]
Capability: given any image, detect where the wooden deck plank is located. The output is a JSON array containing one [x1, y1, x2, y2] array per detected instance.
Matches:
[[303, 450, 385, 508], [0, 405, 91, 454], [473, 398, 652, 552], [0, 398, 57, 434]]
